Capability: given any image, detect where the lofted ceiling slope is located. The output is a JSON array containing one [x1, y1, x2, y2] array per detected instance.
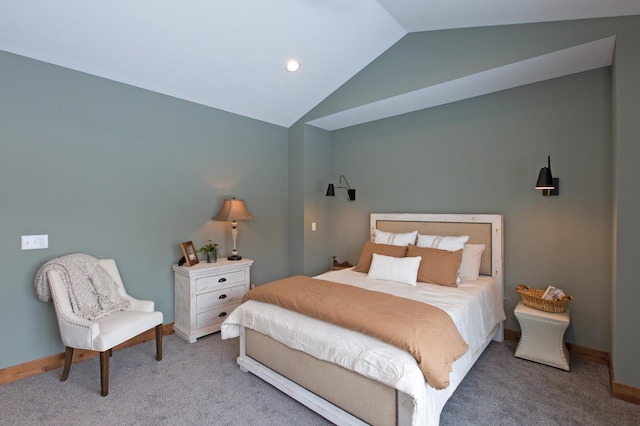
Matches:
[[1, 1, 639, 128]]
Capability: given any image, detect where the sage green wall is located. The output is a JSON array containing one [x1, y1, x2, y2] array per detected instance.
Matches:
[[297, 17, 639, 389], [0, 51, 289, 369], [287, 124, 304, 275], [301, 125, 332, 275], [611, 20, 640, 390], [287, 123, 333, 277]]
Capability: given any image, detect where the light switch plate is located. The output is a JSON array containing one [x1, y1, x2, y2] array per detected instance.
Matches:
[[21, 234, 48, 250]]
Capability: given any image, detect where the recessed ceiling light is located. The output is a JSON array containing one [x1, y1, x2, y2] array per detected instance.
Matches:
[[285, 60, 300, 72]]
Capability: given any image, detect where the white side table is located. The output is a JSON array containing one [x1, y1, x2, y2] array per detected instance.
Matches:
[[172, 258, 253, 343], [514, 301, 570, 371]]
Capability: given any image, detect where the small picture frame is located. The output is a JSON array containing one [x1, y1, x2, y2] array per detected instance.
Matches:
[[180, 241, 199, 267]]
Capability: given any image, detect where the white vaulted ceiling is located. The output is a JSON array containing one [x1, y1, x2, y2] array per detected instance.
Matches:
[[1, 1, 639, 128]]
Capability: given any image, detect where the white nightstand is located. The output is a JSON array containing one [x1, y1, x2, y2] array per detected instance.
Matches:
[[514, 301, 570, 370], [172, 258, 253, 343]]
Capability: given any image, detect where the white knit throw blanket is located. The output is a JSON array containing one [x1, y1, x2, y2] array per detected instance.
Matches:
[[35, 253, 130, 320]]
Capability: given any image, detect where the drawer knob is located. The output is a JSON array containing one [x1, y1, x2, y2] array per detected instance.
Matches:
[[218, 294, 227, 300], [218, 312, 227, 317], [218, 278, 227, 282]]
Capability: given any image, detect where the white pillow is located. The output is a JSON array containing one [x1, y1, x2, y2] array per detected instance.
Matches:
[[374, 229, 418, 246], [459, 244, 486, 281], [416, 234, 469, 251], [368, 253, 421, 286]]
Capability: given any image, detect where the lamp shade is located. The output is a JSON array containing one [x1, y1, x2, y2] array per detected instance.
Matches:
[[325, 184, 335, 196], [213, 198, 254, 222], [535, 155, 555, 190], [535, 167, 555, 189]]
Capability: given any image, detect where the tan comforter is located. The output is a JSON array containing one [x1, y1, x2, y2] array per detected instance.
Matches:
[[242, 275, 469, 389]]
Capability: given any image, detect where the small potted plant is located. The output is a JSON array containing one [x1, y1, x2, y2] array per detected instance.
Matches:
[[198, 240, 219, 263]]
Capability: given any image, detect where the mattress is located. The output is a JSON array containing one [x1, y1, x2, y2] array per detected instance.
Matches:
[[221, 267, 505, 425]]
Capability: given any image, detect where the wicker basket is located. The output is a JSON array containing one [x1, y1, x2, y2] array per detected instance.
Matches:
[[516, 284, 572, 313]]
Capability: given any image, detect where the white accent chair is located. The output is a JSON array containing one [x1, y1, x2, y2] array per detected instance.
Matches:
[[46, 259, 163, 396]]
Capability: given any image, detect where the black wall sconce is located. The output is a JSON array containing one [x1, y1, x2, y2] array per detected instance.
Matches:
[[535, 155, 559, 197], [326, 175, 356, 201]]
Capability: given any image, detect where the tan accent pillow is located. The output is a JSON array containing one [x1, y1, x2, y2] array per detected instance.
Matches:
[[406, 244, 463, 287], [353, 241, 408, 273]]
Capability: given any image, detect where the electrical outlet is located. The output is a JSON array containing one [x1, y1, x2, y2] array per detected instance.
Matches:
[[21, 234, 48, 250]]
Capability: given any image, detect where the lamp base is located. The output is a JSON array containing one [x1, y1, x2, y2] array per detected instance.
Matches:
[[227, 255, 242, 261]]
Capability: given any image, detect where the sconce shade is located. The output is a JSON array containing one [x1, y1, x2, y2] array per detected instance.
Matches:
[[347, 189, 356, 201], [326, 184, 335, 197], [535, 167, 555, 189], [535, 155, 559, 196], [535, 155, 555, 189], [213, 198, 254, 222]]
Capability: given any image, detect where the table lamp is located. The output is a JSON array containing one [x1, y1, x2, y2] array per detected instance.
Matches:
[[213, 197, 254, 260]]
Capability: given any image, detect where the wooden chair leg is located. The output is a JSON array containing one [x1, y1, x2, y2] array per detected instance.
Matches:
[[100, 351, 109, 397], [60, 347, 74, 382], [155, 324, 163, 361]]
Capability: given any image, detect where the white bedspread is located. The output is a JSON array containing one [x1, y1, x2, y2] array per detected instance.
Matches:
[[222, 268, 505, 426]]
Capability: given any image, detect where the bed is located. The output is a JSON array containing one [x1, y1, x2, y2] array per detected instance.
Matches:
[[221, 213, 505, 425]]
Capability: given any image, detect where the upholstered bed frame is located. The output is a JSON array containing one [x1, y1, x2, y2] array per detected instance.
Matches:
[[236, 213, 504, 426]]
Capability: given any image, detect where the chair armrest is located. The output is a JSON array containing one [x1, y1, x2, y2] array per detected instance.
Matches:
[[124, 295, 155, 312]]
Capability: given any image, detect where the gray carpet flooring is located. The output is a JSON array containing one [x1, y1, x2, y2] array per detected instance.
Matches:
[[1, 333, 638, 425]]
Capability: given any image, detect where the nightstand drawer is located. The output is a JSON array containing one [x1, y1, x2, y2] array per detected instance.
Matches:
[[196, 270, 246, 293], [197, 284, 246, 312], [196, 303, 239, 330]]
